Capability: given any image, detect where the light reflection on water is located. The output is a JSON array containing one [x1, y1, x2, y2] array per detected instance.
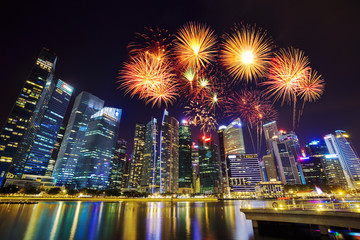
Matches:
[[0, 200, 255, 240]]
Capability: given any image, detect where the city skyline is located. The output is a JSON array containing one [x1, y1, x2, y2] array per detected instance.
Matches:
[[1, 1, 359, 156]]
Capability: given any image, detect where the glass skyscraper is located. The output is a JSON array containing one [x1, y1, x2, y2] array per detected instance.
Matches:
[[9, 79, 73, 177], [110, 138, 128, 190], [46, 125, 65, 176], [140, 118, 158, 193], [128, 123, 145, 190], [73, 107, 122, 189], [53, 91, 104, 186], [324, 131, 360, 189], [158, 110, 179, 193], [0, 48, 57, 186], [198, 136, 221, 194], [178, 120, 192, 193]]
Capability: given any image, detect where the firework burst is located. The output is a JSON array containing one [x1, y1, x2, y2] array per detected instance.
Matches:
[[263, 47, 310, 105], [220, 24, 273, 83], [184, 100, 218, 133], [119, 53, 178, 107], [298, 69, 325, 103], [175, 22, 217, 70], [127, 27, 174, 60]]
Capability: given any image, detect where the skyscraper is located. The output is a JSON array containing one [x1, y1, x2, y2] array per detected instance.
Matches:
[[46, 125, 65, 177], [178, 120, 192, 193], [53, 91, 104, 186], [191, 142, 200, 193], [263, 121, 303, 185], [9, 79, 73, 177], [324, 131, 360, 189], [73, 107, 122, 189], [128, 123, 145, 190], [220, 119, 246, 194], [218, 125, 227, 193], [110, 138, 127, 190], [226, 154, 262, 194], [198, 136, 221, 194], [140, 118, 158, 193], [0, 48, 57, 186]]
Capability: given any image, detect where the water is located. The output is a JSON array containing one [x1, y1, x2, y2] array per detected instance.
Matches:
[[0, 200, 254, 240], [0, 200, 357, 240]]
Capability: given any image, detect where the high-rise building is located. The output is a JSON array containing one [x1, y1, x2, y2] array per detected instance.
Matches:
[[218, 119, 246, 194], [263, 154, 277, 181], [52, 92, 104, 186], [140, 118, 158, 193], [263, 121, 303, 185], [226, 154, 262, 194], [191, 142, 200, 193], [305, 140, 346, 186], [46, 125, 65, 176], [218, 125, 227, 193], [73, 107, 121, 189], [110, 139, 127, 190], [178, 120, 192, 194], [0, 48, 57, 186], [158, 110, 179, 193], [128, 123, 145, 190], [324, 131, 360, 189], [9, 79, 73, 177], [198, 136, 221, 194]]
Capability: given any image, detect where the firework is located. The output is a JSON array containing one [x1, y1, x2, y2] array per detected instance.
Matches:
[[184, 100, 218, 133], [119, 53, 178, 107], [298, 69, 325, 103], [175, 22, 217, 70], [127, 27, 174, 60], [225, 90, 278, 126], [220, 24, 273, 83], [263, 47, 310, 105]]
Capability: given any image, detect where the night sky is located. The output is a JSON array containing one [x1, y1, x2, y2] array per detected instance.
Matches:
[[1, 0, 360, 155]]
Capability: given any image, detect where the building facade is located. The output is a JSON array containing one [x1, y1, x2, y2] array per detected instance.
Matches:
[[73, 107, 121, 189], [0, 48, 57, 186], [52, 92, 104, 186], [128, 123, 145, 190], [178, 120, 192, 193]]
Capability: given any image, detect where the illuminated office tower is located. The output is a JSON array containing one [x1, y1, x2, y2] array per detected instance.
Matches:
[[110, 139, 127, 190], [52, 92, 104, 186], [263, 121, 303, 185], [191, 142, 200, 193], [218, 125, 227, 193], [226, 154, 261, 194], [73, 107, 121, 190], [140, 118, 158, 193], [0, 48, 57, 186], [158, 110, 179, 193], [9, 79, 73, 177], [263, 154, 277, 181], [223, 119, 246, 155], [305, 140, 346, 186], [128, 123, 145, 190], [220, 119, 246, 194], [178, 120, 192, 193], [46, 125, 65, 176], [324, 131, 360, 189], [198, 136, 221, 194]]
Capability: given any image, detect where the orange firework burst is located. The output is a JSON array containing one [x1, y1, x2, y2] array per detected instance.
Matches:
[[119, 53, 178, 107], [298, 69, 325, 103], [184, 100, 218, 133], [263, 47, 310, 105], [174, 22, 217, 70], [220, 24, 273, 83], [127, 27, 174, 61]]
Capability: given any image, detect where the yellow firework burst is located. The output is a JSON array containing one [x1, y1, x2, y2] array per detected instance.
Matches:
[[220, 24, 273, 83], [175, 22, 217, 70]]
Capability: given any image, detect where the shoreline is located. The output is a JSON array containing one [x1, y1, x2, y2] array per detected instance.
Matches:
[[0, 197, 221, 203]]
